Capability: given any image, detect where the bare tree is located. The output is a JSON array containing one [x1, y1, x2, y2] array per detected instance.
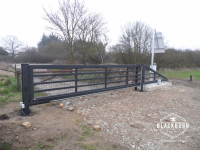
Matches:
[[114, 21, 152, 64], [1, 35, 23, 57], [43, 0, 107, 64], [78, 13, 107, 42], [43, 0, 86, 63], [95, 35, 109, 64]]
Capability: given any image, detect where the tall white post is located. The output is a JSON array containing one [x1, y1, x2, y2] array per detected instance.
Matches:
[[151, 29, 155, 66]]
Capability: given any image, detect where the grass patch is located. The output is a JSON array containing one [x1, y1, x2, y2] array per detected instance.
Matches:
[[80, 125, 87, 130], [46, 102, 56, 106], [76, 118, 81, 123], [82, 128, 91, 136], [34, 91, 47, 98], [109, 145, 115, 150], [0, 76, 21, 107], [81, 144, 96, 150], [74, 129, 80, 133], [159, 69, 200, 81], [3, 78, 11, 86], [37, 142, 44, 148], [1, 142, 10, 150], [0, 88, 9, 94], [43, 144, 54, 149], [23, 142, 54, 150], [79, 136, 85, 140]]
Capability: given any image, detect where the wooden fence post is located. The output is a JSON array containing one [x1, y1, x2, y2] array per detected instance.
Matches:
[[17, 71, 21, 92], [15, 64, 16, 79]]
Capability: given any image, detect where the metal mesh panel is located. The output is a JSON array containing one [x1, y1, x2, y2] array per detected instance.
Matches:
[[29, 65, 143, 102], [33, 68, 75, 98]]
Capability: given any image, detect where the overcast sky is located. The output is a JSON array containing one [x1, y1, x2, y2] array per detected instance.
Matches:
[[0, 0, 199, 50]]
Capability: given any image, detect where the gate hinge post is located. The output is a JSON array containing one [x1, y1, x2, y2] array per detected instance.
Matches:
[[21, 64, 30, 116]]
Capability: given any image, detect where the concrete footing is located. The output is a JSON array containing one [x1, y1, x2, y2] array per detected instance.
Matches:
[[138, 82, 172, 91]]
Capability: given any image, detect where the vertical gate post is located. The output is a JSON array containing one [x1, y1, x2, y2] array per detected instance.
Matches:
[[75, 68, 78, 92], [21, 64, 30, 116], [135, 66, 138, 90], [140, 65, 145, 92], [105, 67, 107, 88], [126, 67, 129, 85]]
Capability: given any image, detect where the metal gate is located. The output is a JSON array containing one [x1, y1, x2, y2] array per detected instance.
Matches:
[[21, 64, 167, 116]]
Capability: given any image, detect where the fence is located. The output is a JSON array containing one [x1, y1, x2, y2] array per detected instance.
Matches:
[[0, 67, 22, 91], [21, 64, 167, 116]]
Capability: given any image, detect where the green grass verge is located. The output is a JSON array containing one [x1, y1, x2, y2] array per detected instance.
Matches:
[[0, 75, 47, 108], [159, 69, 200, 81], [0, 76, 21, 107]]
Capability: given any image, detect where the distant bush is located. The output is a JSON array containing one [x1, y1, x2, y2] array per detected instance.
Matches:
[[0, 56, 13, 63], [14, 48, 66, 63]]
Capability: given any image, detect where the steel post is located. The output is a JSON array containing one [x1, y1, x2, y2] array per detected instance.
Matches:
[[105, 67, 107, 88], [75, 68, 78, 92], [21, 64, 30, 116], [135, 67, 138, 90]]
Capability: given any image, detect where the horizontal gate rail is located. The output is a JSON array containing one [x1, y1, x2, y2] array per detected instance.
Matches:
[[34, 86, 76, 93], [34, 79, 76, 85], [21, 63, 167, 116], [31, 83, 141, 105], [33, 69, 105, 73], [33, 73, 76, 77], [29, 64, 140, 69]]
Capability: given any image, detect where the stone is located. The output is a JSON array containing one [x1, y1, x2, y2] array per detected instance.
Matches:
[[87, 121, 93, 125], [80, 97, 83, 99], [181, 141, 186, 144], [68, 107, 74, 111], [65, 101, 71, 105], [60, 103, 64, 108], [22, 122, 31, 128], [94, 125, 101, 131], [130, 123, 143, 129]]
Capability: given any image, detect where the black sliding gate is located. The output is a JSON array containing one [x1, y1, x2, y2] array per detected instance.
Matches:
[[21, 64, 167, 116]]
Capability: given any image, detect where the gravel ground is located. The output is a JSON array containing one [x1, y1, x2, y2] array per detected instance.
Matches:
[[60, 80, 200, 150], [1, 79, 200, 150]]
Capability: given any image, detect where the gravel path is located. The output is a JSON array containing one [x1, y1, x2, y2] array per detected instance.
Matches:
[[60, 81, 200, 150]]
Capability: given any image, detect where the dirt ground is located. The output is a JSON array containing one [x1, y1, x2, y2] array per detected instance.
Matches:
[[0, 79, 200, 150]]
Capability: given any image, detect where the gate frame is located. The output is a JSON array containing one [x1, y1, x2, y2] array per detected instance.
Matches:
[[21, 64, 167, 116]]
